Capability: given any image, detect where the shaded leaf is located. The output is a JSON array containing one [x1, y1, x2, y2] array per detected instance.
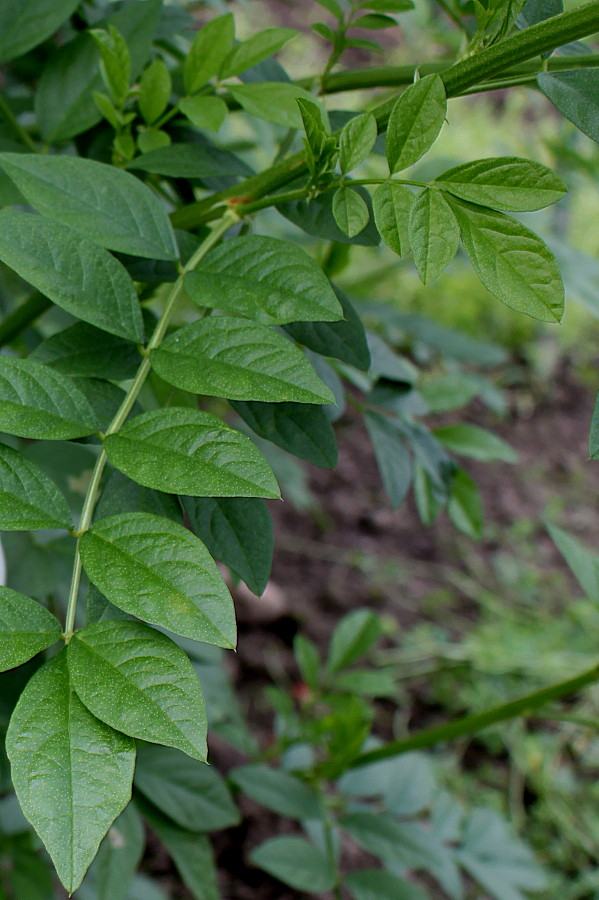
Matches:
[[232, 400, 338, 468], [250, 837, 336, 894], [364, 411, 412, 508], [0, 443, 72, 531], [0, 587, 61, 671], [126, 143, 252, 179], [230, 764, 322, 819], [538, 70, 599, 144], [0, 0, 79, 63], [285, 286, 371, 371]]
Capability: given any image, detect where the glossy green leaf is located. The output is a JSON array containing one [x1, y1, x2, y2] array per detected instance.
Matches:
[[365, 411, 412, 509], [434, 424, 518, 462], [346, 870, 427, 900], [35, 0, 162, 142], [333, 186, 370, 238], [250, 837, 336, 893], [104, 408, 280, 499], [0, 357, 100, 439], [184, 13, 235, 94], [151, 317, 334, 404], [220, 27, 297, 79], [68, 620, 207, 759], [230, 764, 322, 819], [0, 587, 61, 671], [232, 400, 338, 468], [94, 804, 145, 900], [139, 59, 172, 124], [0, 153, 178, 260], [409, 188, 459, 284], [386, 74, 446, 173], [436, 157, 566, 212], [448, 469, 483, 539], [448, 198, 564, 322], [0, 443, 72, 531], [326, 608, 382, 674], [79, 512, 236, 647], [185, 235, 342, 325], [182, 496, 273, 596], [547, 523, 599, 603], [126, 143, 252, 178], [0, 0, 78, 62], [339, 112, 377, 173], [0, 210, 143, 340], [6, 652, 136, 894], [140, 802, 218, 900], [538, 70, 599, 144], [228, 83, 313, 128], [373, 182, 414, 256], [285, 286, 370, 371], [135, 743, 239, 831], [32, 322, 141, 380], [179, 96, 228, 132]]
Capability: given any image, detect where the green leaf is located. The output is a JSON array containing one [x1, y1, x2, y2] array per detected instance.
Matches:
[[0, 153, 178, 261], [126, 143, 252, 178], [333, 186, 370, 238], [314, 0, 344, 19], [353, 13, 399, 28], [448, 198, 564, 323], [96, 469, 182, 525], [104, 408, 280, 499], [250, 837, 336, 893], [151, 317, 334, 404], [457, 808, 546, 900], [538, 70, 599, 145], [435, 157, 567, 212], [0, 0, 79, 63], [36, 0, 162, 142], [94, 804, 145, 900], [280, 189, 380, 247], [139, 802, 219, 900], [184, 235, 342, 325], [6, 652, 136, 894], [137, 127, 171, 154], [232, 400, 338, 468], [179, 96, 228, 132], [79, 512, 236, 647], [0, 210, 143, 341], [0, 443, 72, 531], [32, 322, 141, 381], [547, 523, 599, 602], [339, 112, 377, 173], [373, 182, 414, 256], [364, 411, 412, 509], [184, 14, 235, 94], [346, 870, 427, 900], [0, 587, 61, 671], [409, 188, 459, 284], [448, 469, 483, 539], [230, 764, 322, 819], [90, 25, 131, 106], [298, 97, 331, 169], [326, 608, 382, 674], [285, 286, 371, 371], [386, 74, 446, 173], [228, 83, 313, 128], [590, 391, 599, 459], [139, 58, 172, 124], [434, 424, 517, 462], [0, 839, 55, 900], [220, 27, 297, 79], [519, 0, 563, 28], [183, 496, 273, 596], [360, 0, 414, 10], [135, 743, 239, 831], [0, 357, 101, 440], [68, 620, 207, 760], [414, 462, 443, 526]]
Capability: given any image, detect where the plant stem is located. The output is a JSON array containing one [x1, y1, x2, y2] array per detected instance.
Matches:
[[344, 663, 599, 769], [0, 92, 38, 152], [62, 210, 238, 640], [171, 4, 599, 231]]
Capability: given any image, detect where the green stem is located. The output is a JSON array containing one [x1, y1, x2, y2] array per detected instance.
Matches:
[[344, 663, 599, 770], [62, 210, 238, 640], [171, 4, 599, 231], [0, 92, 38, 152], [0, 292, 51, 348]]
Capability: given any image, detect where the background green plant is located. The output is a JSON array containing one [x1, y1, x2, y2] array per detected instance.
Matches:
[[0, 0, 599, 897]]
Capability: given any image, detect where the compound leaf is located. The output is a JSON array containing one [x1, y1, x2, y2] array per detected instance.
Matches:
[[79, 512, 236, 647], [6, 652, 136, 894], [68, 620, 207, 760]]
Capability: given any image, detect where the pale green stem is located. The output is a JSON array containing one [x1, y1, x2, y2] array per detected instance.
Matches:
[[62, 210, 239, 640]]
